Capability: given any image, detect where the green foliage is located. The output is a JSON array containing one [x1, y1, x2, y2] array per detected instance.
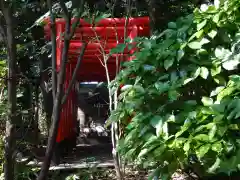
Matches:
[[109, 0, 240, 178]]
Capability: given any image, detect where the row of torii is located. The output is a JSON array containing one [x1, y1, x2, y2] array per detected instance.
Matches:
[[44, 16, 150, 144]]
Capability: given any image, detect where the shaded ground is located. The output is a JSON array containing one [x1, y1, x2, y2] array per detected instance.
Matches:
[[25, 143, 114, 170]]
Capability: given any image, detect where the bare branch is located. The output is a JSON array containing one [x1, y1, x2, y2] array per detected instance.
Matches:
[[46, 0, 57, 99], [61, 42, 86, 105], [68, 0, 85, 39], [37, 14, 72, 180], [59, 0, 70, 19]]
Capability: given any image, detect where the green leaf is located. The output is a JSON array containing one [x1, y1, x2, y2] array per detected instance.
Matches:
[[110, 43, 126, 54], [200, 67, 209, 79], [168, 90, 179, 101], [199, 38, 210, 45], [208, 158, 221, 173], [214, 0, 224, 9], [150, 115, 162, 128], [197, 19, 207, 31], [197, 49, 208, 55], [164, 58, 174, 70], [196, 29, 204, 38], [209, 124, 217, 140], [214, 75, 226, 85], [211, 65, 221, 76], [94, 13, 111, 24], [155, 82, 170, 93], [212, 141, 222, 152], [210, 86, 225, 97], [183, 141, 190, 152], [213, 13, 220, 23], [197, 144, 211, 158], [208, 29, 217, 39], [201, 97, 213, 106], [214, 47, 225, 59], [168, 22, 177, 29], [183, 78, 194, 85], [222, 58, 240, 71], [177, 50, 184, 61], [194, 134, 209, 141], [193, 67, 201, 78], [188, 41, 202, 49]]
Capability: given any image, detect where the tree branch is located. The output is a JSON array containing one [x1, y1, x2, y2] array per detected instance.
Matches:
[[37, 14, 71, 180], [59, 0, 70, 19], [61, 42, 86, 105], [0, 1, 18, 180], [47, 0, 57, 100], [68, 0, 85, 39]]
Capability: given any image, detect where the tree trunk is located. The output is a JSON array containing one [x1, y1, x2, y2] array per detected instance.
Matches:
[[0, 1, 17, 180], [37, 19, 71, 179]]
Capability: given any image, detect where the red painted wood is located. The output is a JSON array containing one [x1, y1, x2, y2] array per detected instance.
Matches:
[[44, 17, 150, 143]]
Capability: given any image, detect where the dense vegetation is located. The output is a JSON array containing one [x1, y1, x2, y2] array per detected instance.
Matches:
[[3, 0, 240, 179], [109, 0, 240, 179]]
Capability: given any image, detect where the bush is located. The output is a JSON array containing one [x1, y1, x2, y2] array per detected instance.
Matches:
[[109, 0, 240, 179]]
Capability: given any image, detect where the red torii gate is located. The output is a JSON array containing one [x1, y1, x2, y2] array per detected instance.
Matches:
[[44, 17, 150, 147]]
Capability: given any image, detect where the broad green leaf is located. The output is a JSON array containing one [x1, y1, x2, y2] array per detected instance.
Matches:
[[229, 75, 240, 83], [201, 97, 213, 106], [214, 0, 224, 9], [209, 124, 217, 140], [183, 78, 194, 85], [197, 144, 211, 158], [222, 58, 240, 71], [188, 41, 202, 49], [212, 141, 222, 152], [199, 38, 210, 45], [175, 121, 191, 137], [168, 22, 177, 29], [214, 76, 226, 85], [214, 47, 228, 59], [183, 141, 190, 152], [197, 49, 208, 55], [213, 13, 220, 23], [94, 13, 111, 24], [196, 29, 204, 38], [177, 50, 184, 61], [164, 58, 174, 70], [211, 65, 221, 76], [121, 84, 133, 91], [197, 19, 207, 31], [195, 123, 215, 133], [194, 134, 209, 141], [150, 115, 162, 128], [193, 67, 201, 78], [110, 43, 126, 54], [200, 4, 209, 12], [208, 158, 221, 173], [167, 114, 175, 122], [168, 90, 179, 101], [155, 82, 170, 93], [200, 67, 209, 79], [210, 86, 225, 97], [213, 114, 224, 123], [208, 29, 217, 39]]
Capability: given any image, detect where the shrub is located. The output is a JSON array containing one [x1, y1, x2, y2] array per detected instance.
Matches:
[[109, 0, 240, 178]]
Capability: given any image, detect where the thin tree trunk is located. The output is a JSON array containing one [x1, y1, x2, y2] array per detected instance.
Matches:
[[37, 2, 85, 179], [47, 0, 57, 100], [145, 0, 156, 34], [37, 16, 71, 180], [0, 1, 17, 180]]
